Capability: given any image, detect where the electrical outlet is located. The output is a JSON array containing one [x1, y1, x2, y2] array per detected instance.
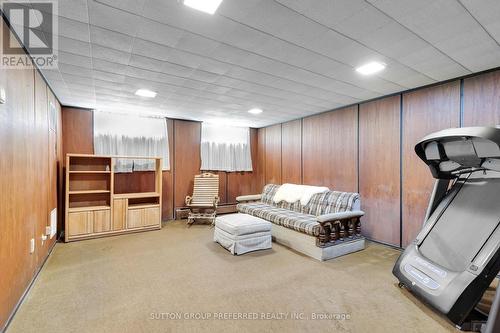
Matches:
[[45, 226, 51, 236], [30, 238, 35, 254], [0, 88, 5, 104]]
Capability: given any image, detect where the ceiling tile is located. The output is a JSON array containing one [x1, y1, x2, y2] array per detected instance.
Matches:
[[90, 26, 134, 52], [12, 0, 499, 127], [88, 0, 142, 36]]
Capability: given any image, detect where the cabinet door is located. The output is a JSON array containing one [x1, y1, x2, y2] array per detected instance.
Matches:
[[127, 209, 143, 229], [144, 207, 160, 226], [112, 199, 127, 231], [68, 211, 92, 236], [93, 209, 111, 233]]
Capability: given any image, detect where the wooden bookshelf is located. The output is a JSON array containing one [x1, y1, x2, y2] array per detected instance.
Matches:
[[113, 192, 160, 199], [65, 154, 162, 242], [69, 170, 111, 174], [69, 190, 111, 195]]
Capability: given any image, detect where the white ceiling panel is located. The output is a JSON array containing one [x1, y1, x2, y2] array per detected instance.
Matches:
[[88, 0, 141, 36], [367, 0, 500, 73], [460, 0, 500, 44], [56, 16, 90, 42], [57, 37, 91, 57], [91, 44, 131, 65], [7, 0, 494, 127], [58, 0, 89, 23], [90, 26, 134, 53], [58, 51, 93, 68]]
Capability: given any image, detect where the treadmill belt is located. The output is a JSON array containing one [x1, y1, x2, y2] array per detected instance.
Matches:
[[419, 177, 500, 272]]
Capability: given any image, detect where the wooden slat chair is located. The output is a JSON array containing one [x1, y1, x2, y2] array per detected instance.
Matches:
[[185, 173, 220, 226]]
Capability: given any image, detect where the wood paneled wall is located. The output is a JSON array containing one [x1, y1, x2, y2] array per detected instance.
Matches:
[[264, 124, 282, 184], [256, 69, 500, 248], [281, 120, 302, 184], [401, 82, 460, 247], [463, 70, 500, 126], [0, 21, 62, 330], [173, 120, 201, 208], [359, 96, 401, 246], [62, 107, 94, 156], [60, 112, 261, 218], [303, 105, 358, 191]]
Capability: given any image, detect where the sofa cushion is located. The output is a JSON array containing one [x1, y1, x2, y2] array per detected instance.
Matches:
[[261, 184, 280, 205], [305, 191, 360, 216], [238, 202, 320, 236], [275, 200, 304, 214]]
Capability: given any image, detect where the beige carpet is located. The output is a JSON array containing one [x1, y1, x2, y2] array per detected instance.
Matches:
[[7, 220, 455, 333]]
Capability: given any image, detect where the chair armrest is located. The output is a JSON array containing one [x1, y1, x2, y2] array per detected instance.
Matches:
[[317, 211, 365, 223], [185, 195, 192, 206], [236, 194, 262, 202]]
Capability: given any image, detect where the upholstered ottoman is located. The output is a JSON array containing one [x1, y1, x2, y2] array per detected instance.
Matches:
[[214, 213, 272, 255]]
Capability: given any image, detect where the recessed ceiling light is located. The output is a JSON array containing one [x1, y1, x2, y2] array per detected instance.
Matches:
[[135, 89, 157, 98], [355, 62, 386, 75], [248, 108, 263, 115], [183, 0, 223, 14]]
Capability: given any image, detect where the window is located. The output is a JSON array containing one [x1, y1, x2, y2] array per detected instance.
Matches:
[[200, 123, 252, 172], [93, 112, 170, 172]]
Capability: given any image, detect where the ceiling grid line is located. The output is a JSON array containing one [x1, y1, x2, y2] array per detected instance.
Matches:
[[272, 0, 438, 82], [54, 22, 363, 102], [455, 0, 500, 48], [364, 0, 472, 73], [218, 13, 408, 90], [54, 48, 349, 110], [92, 0, 393, 95]]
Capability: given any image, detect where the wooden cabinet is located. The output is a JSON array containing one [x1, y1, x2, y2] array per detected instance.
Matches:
[[113, 199, 127, 231], [68, 211, 92, 236], [65, 154, 162, 241], [93, 209, 111, 233], [67, 209, 111, 237], [127, 209, 144, 229], [144, 207, 160, 226], [127, 206, 161, 229]]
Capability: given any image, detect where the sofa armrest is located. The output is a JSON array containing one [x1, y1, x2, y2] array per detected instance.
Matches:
[[317, 210, 365, 223], [236, 194, 262, 202]]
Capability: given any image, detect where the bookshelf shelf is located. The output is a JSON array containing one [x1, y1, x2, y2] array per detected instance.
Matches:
[[69, 170, 111, 174], [69, 190, 110, 195], [65, 154, 162, 242]]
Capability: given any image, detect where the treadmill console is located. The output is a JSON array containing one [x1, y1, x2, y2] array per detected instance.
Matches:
[[416, 127, 500, 179]]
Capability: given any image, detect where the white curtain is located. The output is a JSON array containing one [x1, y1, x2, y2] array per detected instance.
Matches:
[[200, 123, 252, 172], [93, 112, 170, 173]]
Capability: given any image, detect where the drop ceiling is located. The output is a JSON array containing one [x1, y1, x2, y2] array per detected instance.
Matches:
[[8, 0, 500, 127]]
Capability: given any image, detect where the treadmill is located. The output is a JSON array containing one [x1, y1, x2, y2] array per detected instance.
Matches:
[[393, 127, 500, 331]]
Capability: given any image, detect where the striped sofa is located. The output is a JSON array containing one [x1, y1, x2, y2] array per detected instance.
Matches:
[[237, 184, 365, 251]]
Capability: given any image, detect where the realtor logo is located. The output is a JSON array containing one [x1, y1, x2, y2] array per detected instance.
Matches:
[[1, 0, 58, 68]]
